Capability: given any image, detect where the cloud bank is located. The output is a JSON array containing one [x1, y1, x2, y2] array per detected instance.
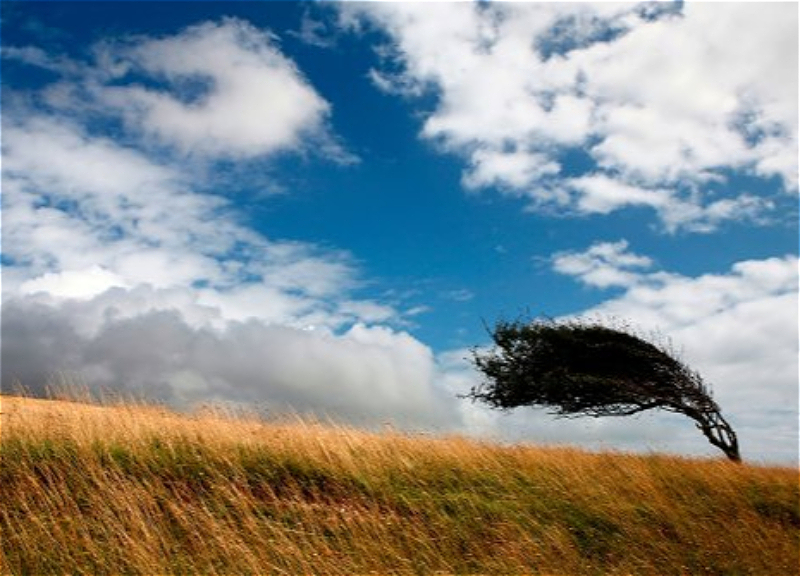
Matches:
[[2, 296, 456, 429]]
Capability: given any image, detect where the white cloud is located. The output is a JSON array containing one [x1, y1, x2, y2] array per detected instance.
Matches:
[[552, 240, 653, 289], [6, 18, 349, 162], [462, 148, 560, 191], [92, 19, 334, 159], [348, 2, 797, 231], [566, 249, 799, 329], [1, 110, 394, 332], [3, 115, 235, 291], [20, 266, 129, 300], [581, 4, 797, 186], [3, 115, 179, 206], [2, 45, 83, 76], [565, 175, 672, 215]]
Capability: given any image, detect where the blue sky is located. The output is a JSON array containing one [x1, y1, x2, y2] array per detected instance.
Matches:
[[2, 1, 798, 463]]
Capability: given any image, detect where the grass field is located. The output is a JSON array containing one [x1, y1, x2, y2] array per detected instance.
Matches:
[[0, 394, 797, 575]]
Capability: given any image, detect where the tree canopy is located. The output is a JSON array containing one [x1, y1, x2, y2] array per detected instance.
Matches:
[[468, 317, 741, 462]]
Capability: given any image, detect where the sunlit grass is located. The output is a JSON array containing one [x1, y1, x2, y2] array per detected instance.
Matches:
[[1, 394, 797, 575]]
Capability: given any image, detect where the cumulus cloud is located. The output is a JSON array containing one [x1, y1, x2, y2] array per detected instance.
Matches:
[[102, 20, 332, 158], [346, 2, 797, 231], [4, 18, 351, 162], [552, 240, 653, 289], [96, 19, 339, 158]]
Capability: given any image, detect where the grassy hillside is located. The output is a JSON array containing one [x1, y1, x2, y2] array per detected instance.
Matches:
[[0, 394, 797, 575]]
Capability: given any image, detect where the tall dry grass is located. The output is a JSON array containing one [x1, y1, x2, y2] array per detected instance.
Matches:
[[0, 394, 797, 575]]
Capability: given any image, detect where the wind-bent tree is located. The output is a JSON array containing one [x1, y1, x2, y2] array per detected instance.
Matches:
[[467, 317, 741, 462]]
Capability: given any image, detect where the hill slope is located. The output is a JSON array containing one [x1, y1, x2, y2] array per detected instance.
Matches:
[[1, 395, 797, 575]]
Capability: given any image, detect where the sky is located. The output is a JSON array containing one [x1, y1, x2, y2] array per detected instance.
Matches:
[[1, 1, 798, 464]]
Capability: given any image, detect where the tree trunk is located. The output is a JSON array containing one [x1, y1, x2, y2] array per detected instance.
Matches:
[[694, 410, 741, 463]]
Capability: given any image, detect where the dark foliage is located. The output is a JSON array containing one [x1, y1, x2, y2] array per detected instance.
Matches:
[[468, 318, 741, 462]]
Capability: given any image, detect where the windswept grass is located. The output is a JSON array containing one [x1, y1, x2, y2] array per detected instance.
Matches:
[[0, 394, 797, 575]]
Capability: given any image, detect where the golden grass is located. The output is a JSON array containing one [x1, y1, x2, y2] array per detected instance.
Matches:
[[0, 394, 797, 575]]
